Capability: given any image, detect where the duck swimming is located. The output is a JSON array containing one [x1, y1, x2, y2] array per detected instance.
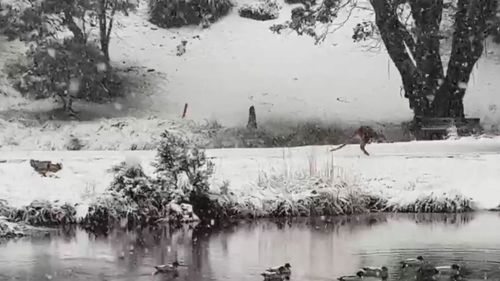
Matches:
[[154, 261, 183, 274], [435, 264, 462, 280], [266, 263, 292, 275], [261, 268, 289, 281], [401, 256, 425, 268], [266, 263, 291, 277], [338, 271, 365, 281], [417, 262, 439, 280], [361, 266, 389, 279]]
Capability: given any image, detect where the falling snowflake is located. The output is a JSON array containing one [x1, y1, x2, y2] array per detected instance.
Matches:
[[437, 79, 444, 86], [47, 48, 56, 58], [96, 62, 107, 72], [114, 102, 123, 111], [458, 82, 467, 89], [68, 78, 80, 94]]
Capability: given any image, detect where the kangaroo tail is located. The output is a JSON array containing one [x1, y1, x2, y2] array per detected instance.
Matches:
[[330, 143, 348, 152]]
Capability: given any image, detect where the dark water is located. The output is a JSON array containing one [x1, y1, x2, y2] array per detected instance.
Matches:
[[1, 213, 500, 281]]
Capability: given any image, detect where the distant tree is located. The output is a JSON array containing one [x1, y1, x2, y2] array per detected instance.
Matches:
[[148, 0, 232, 28], [92, 0, 137, 61], [271, 0, 499, 119], [1, 0, 132, 116]]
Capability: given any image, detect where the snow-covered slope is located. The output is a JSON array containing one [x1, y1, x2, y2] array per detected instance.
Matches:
[[1, 0, 500, 128]]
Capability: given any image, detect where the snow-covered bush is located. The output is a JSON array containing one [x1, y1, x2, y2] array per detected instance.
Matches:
[[82, 152, 205, 233], [154, 130, 216, 219], [149, 0, 232, 28], [154, 130, 214, 200], [82, 161, 165, 232], [284, 0, 316, 5], [391, 193, 474, 213], [238, 0, 281, 21], [6, 39, 123, 105], [8, 200, 77, 226]]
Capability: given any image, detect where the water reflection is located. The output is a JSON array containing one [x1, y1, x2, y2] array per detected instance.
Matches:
[[1, 212, 500, 281]]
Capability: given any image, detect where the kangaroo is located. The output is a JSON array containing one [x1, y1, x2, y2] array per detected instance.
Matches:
[[29, 159, 63, 177], [330, 126, 386, 156]]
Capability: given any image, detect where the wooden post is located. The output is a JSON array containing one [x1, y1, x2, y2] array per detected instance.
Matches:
[[247, 106, 257, 129], [182, 103, 188, 118]]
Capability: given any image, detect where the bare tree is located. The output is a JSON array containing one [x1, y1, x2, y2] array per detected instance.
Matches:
[[93, 0, 136, 61]]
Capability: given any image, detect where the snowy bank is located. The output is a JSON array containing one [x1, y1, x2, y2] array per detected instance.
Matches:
[[0, 137, 499, 218]]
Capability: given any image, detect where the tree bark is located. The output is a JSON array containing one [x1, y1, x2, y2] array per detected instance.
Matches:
[[98, 0, 116, 61], [370, 0, 497, 118], [370, 0, 429, 116], [432, 0, 497, 117], [409, 0, 444, 104], [63, 10, 86, 44]]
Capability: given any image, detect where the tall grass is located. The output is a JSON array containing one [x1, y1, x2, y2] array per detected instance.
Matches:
[[212, 152, 474, 218]]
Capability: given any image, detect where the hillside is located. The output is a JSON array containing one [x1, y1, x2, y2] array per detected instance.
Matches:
[[1, 0, 500, 132]]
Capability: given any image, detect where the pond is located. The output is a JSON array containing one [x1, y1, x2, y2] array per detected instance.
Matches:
[[1, 212, 500, 281]]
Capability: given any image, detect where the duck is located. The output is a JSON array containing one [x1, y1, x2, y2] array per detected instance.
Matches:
[[417, 262, 439, 279], [435, 264, 462, 279], [266, 263, 292, 276], [401, 256, 425, 268], [261, 268, 289, 281], [154, 261, 183, 274], [338, 271, 365, 281], [361, 266, 389, 279]]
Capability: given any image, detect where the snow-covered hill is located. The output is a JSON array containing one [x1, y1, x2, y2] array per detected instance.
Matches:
[[1, 0, 500, 130]]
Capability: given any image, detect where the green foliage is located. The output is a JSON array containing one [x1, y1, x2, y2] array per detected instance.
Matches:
[[148, 0, 232, 28], [7, 39, 122, 102], [238, 0, 281, 21]]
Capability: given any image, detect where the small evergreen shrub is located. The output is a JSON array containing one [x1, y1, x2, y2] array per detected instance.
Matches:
[[238, 0, 281, 21], [8, 200, 77, 226], [6, 39, 123, 103], [149, 0, 232, 28]]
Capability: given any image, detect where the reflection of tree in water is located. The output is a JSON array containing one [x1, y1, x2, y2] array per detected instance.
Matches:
[[400, 213, 474, 227], [264, 214, 390, 234]]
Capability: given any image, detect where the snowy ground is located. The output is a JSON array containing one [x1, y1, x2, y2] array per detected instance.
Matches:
[[1, 137, 499, 218]]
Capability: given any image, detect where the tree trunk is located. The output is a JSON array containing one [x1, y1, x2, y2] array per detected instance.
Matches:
[[370, 0, 430, 116], [63, 10, 86, 44], [370, 0, 497, 119], [431, 0, 496, 117], [98, 0, 116, 61]]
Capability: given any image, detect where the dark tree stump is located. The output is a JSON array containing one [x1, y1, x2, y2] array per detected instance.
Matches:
[[182, 103, 188, 118], [247, 106, 257, 129]]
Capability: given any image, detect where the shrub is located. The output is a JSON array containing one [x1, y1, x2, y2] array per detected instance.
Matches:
[[81, 161, 166, 232], [238, 0, 281, 21], [8, 200, 77, 227], [6, 39, 123, 106], [284, 0, 316, 5], [82, 156, 204, 233], [154, 130, 214, 198], [154, 130, 215, 219], [149, 0, 232, 28]]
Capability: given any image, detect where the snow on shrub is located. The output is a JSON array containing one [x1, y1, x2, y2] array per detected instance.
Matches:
[[82, 131, 213, 232], [209, 160, 475, 218], [7, 200, 77, 226], [149, 0, 232, 28], [153, 130, 215, 219], [6, 39, 123, 107], [238, 0, 281, 21]]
